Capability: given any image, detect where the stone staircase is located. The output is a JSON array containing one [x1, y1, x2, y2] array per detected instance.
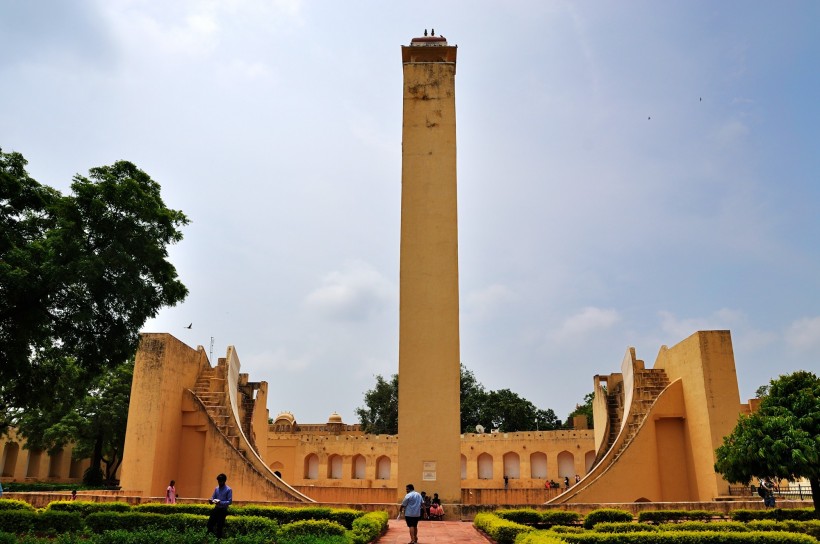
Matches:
[[191, 364, 246, 458], [606, 369, 670, 462], [607, 368, 669, 462]]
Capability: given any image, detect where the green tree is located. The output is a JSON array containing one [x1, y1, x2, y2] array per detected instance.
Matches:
[[0, 149, 188, 431], [355, 374, 399, 434], [565, 392, 595, 429], [460, 365, 488, 433], [356, 365, 561, 434], [714, 370, 819, 514], [483, 389, 560, 432], [16, 358, 134, 484]]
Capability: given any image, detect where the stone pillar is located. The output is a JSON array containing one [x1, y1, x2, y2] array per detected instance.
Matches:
[[397, 34, 461, 503]]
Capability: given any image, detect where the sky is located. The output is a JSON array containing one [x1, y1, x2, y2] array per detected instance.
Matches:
[[2, 1, 819, 426]]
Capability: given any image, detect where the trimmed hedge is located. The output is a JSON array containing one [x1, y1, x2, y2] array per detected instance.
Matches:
[[45, 500, 131, 516], [548, 526, 585, 534], [85, 510, 279, 537], [592, 522, 657, 533], [542, 511, 583, 526], [497, 509, 542, 525], [474, 512, 533, 544], [583, 509, 634, 529], [516, 531, 584, 544], [497, 509, 583, 527], [351, 511, 389, 544], [730, 509, 816, 522], [747, 520, 820, 539], [637, 510, 716, 524], [34, 510, 84, 533], [85, 511, 205, 533], [657, 521, 747, 533], [555, 530, 816, 543], [0, 499, 36, 512], [133, 502, 214, 516], [0, 510, 36, 533], [280, 519, 347, 537]]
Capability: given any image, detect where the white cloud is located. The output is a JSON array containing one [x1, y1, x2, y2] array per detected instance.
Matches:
[[784, 316, 820, 353], [304, 260, 394, 321], [550, 307, 621, 343]]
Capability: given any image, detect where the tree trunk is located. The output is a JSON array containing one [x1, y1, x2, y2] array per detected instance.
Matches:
[[91, 434, 103, 475], [810, 476, 819, 518]]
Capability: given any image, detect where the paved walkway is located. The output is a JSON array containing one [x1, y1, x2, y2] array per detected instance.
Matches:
[[377, 520, 487, 544]]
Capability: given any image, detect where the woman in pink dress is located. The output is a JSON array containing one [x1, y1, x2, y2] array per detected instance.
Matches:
[[166, 480, 177, 504]]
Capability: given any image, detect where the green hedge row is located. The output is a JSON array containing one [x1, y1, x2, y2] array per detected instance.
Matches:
[[496, 509, 583, 526], [44, 501, 364, 526], [474, 512, 534, 544], [480, 511, 819, 544], [351, 511, 389, 544], [583, 509, 634, 529], [554, 531, 816, 543], [637, 510, 716, 524], [0, 506, 388, 543], [45, 500, 131, 516], [0, 500, 35, 512], [50, 501, 363, 527], [0, 510, 83, 534], [730, 509, 816, 522]]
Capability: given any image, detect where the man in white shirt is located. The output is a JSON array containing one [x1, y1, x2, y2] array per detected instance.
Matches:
[[400, 483, 423, 543]]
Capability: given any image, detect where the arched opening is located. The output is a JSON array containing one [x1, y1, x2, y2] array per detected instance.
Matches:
[[328, 454, 343, 479], [530, 452, 547, 479], [26, 449, 43, 478], [460, 455, 467, 480], [502, 452, 520, 479], [376, 456, 391, 480], [270, 461, 284, 478], [584, 450, 595, 473], [477, 453, 493, 479], [304, 454, 319, 480], [557, 450, 575, 480], [2, 443, 19, 477], [352, 455, 366, 479]]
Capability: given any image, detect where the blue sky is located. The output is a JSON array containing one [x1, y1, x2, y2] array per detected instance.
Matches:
[[2, 1, 818, 425]]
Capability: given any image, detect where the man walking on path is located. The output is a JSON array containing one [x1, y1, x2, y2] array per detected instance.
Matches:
[[207, 473, 233, 538], [400, 483, 423, 544]]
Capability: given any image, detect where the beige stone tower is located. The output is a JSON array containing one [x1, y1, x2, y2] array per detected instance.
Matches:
[[397, 33, 461, 503]]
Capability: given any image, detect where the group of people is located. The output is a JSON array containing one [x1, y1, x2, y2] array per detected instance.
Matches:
[[399, 484, 445, 544]]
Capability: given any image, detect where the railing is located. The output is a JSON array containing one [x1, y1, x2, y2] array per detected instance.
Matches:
[[730, 484, 813, 500]]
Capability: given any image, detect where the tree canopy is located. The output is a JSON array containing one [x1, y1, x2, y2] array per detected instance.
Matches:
[[714, 370, 819, 513], [15, 357, 134, 484], [0, 149, 188, 432], [565, 392, 594, 429], [356, 364, 561, 434]]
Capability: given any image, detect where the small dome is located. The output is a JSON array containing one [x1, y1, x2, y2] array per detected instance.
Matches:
[[273, 412, 295, 425], [327, 412, 343, 424]]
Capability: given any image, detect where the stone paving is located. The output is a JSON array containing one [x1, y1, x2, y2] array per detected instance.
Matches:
[[377, 519, 488, 544]]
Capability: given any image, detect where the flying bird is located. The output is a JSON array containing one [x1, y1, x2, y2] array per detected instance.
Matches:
[[185, 323, 192, 329]]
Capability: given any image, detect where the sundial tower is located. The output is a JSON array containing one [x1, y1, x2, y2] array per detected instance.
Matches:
[[397, 32, 461, 503]]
